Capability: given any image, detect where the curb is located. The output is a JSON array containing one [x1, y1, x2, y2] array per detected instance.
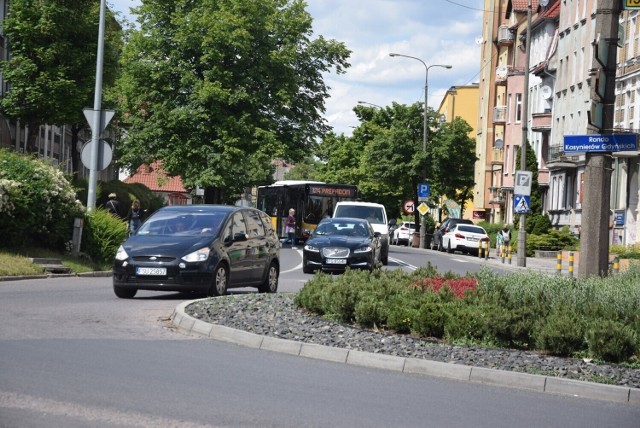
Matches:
[[0, 271, 112, 282], [171, 299, 638, 405]]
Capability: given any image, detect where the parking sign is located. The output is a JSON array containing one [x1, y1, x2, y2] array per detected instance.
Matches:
[[418, 183, 430, 201]]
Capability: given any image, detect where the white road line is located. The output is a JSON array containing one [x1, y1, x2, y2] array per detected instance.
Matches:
[[388, 257, 418, 270]]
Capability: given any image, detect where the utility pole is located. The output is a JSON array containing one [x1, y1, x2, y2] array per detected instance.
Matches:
[[517, 0, 532, 267], [579, 0, 621, 277]]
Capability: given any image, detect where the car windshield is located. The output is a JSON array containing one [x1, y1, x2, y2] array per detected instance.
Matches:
[[137, 212, 226, 236], [314, 221, 370, 237]]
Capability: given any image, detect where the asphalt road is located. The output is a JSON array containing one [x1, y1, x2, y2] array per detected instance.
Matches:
[[0, 250, 637, 427]]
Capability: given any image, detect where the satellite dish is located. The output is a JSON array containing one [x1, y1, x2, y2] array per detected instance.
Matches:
[[494, 139, 504, 149], [475, 36, 484, 45], [496, 65, 508, 80], [540, 0, 549, 6], [540, 85, 553, 100]]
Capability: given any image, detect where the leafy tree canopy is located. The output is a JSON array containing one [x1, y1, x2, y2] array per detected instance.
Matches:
[[0, 0, 121, 156], [115, 0, 350, 202]]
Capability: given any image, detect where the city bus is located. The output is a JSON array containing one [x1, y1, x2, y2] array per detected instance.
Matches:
[[257, 180, 358, 243]]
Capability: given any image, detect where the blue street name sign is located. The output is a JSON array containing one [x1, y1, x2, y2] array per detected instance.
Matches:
[[418, 183, 430, 199], [563, 134, 638, 153], [514, 195, 531, 214]]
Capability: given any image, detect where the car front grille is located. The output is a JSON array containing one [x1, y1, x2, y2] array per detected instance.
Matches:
[[131, 256, 175, 262], [321, 247, 350, 258]]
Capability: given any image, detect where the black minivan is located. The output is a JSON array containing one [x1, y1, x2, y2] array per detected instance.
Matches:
[[112, 205, 280, 298]]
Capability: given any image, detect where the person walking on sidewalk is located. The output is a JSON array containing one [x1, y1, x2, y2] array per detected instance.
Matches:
[[126, 199, 145, 235], [285, 208, 297, 249]]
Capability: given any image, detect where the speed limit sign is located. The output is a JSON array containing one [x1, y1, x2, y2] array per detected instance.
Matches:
[[403, 200, 415, 214]]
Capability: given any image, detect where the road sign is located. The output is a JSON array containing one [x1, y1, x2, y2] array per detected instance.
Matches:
[[81, 140, 112, 170], [403, 200, 415, 215], [563, 134, 638, 153], [83, 108, 115, 135], [514, 171, 532, 196], [514, 195, 531, 214], [417, 202, 429, 216], [624, 0, 640, 10], [417, 183, 430, 201]]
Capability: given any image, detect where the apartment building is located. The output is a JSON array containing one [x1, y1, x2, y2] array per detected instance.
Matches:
[[475, 0, 639, 245]]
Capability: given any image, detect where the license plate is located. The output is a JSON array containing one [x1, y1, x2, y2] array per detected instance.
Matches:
[[136, 267, 167, 276], [326, 258, 347, 265], [468, 237, 478, 242]]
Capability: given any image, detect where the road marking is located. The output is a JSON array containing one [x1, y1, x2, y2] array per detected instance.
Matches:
[[388, 257, 418, 270], [0, 391, 217, 427], [281, 248, 303, 274]]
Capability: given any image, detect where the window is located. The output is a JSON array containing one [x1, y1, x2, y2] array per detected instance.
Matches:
[[515, 94, 522, 122], [245, 209, 265, 238]]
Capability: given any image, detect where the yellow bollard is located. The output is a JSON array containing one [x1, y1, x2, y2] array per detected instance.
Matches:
[[556, 251, 562, 274], [508, 245, 512, 264], [478, 241, 484, 259], [568, 251, 574, 277], [613, 256, 619, 274], [485, 241, 489, 260]]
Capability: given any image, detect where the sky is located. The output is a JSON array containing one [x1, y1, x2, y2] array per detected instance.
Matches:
[[108, 0, 484, 136]]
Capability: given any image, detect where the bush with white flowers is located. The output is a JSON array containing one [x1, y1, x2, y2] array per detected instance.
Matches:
[[0, 149, 84, 250]]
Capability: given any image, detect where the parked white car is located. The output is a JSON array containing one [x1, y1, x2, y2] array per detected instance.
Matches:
[[392, 221, 416, 246], [441, 224, 490, 256]]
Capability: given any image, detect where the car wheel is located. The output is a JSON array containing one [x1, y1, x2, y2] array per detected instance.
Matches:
[[381, 244, 389, 265], [208, 263, 228, 296], [114, 285, 136, 299], [447, 241, 454, 254], [258, 261, 279, 293]]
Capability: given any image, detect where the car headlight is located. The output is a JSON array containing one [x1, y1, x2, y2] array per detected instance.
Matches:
[[115, 245, 128, 261], [354, 246, 372, 253], [182, 247, 210, 262], [304, 244, 320, 252]]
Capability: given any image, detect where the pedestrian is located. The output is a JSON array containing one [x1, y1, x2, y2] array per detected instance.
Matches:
[[496, 230, 504, 256], [126, 199, 144, 235], [285, 208, 297, 249], [500, 225, 511, 255], [106, 192, 121, 218]]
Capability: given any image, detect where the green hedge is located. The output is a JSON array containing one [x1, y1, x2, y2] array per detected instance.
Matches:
[[295, 266, 640, 363]]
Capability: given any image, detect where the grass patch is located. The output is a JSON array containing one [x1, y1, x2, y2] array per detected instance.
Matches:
[[0, 247, 109, 276]]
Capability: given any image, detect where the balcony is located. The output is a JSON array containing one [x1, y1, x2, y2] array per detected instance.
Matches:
[[493, 105, 507, 124], [531, 111, 552, 132], [497, 25, 514, 45], [547, 145, 580, 167]]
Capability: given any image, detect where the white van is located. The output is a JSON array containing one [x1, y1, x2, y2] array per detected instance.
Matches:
[[333, 201, 389, 265]]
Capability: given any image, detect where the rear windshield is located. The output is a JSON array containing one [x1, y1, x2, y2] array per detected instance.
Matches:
[[457, 225, 486, 234], [334, 205, 385, 225]]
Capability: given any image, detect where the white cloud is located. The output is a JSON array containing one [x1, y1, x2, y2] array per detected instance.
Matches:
[[108, 0, 484, 136]]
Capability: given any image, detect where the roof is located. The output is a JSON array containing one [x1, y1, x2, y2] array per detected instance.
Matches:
[[124, 161, 188, 193], [512, 0, 539, 12]]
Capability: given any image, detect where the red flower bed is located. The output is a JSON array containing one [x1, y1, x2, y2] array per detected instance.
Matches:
[[411, 277, 478, 299]]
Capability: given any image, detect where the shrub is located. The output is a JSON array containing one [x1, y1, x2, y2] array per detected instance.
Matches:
[[586, 319, 638, 363], [0, 149, 84, 251], [412, 302, 448, 338], [534, 309, 586, 357], [81, 208, 128, 265]]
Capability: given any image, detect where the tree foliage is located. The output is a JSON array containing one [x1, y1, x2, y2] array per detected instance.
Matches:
[[0, 0, 122, 175], [115, 0, 350, 203], [315, 102, 475, 221]]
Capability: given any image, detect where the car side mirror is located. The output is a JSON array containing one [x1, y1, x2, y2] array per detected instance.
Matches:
[[374, 231, 381, 237]]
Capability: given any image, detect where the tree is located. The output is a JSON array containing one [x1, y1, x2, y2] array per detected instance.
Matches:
[[115, 0, 350, 203], [428, 117, 477, 211], [0, 0, 122, 176]]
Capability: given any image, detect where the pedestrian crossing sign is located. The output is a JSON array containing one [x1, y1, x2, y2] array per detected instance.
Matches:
[[514, 195, 530, 213]]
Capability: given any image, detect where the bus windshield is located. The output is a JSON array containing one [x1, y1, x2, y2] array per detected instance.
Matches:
[[257, 180, 358, 242]]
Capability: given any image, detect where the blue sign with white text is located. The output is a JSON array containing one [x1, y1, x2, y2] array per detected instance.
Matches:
[[564, 134, 638, 153], [418, 183, 430, 198]]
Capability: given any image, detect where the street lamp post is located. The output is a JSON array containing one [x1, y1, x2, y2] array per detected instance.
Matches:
[[357, 100, 383, 109], [389, 53, 452, 248]]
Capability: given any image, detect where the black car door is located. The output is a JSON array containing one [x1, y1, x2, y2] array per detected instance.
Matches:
[[222, 211, 251, 284], [242, 209, 270, 283]]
